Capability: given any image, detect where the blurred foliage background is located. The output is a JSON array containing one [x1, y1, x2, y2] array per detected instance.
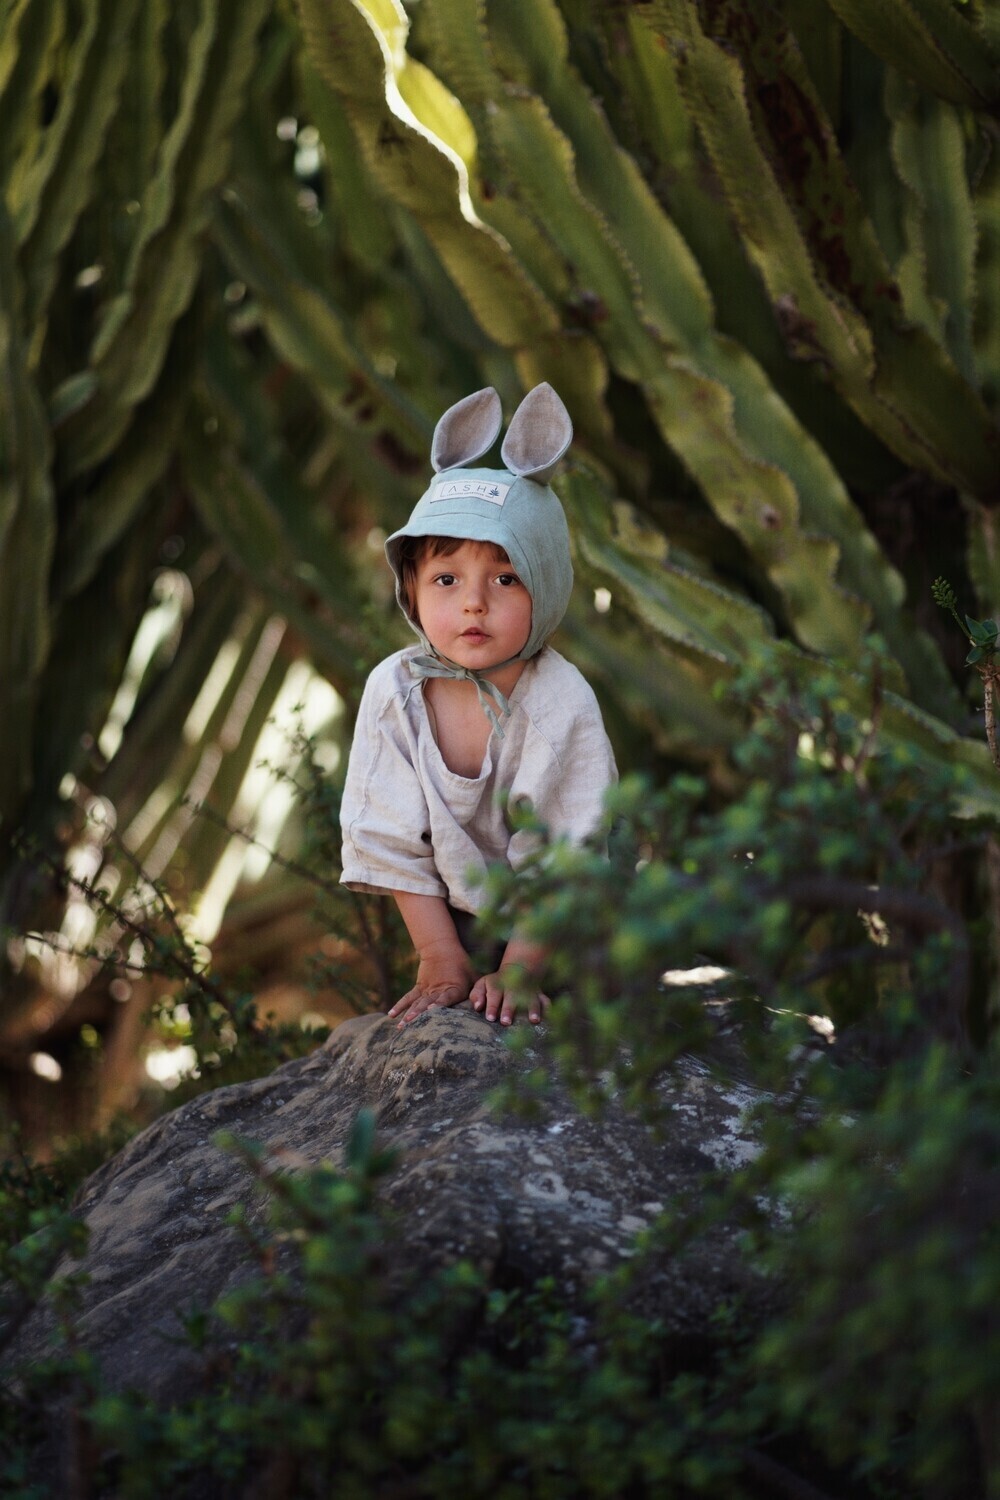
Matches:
[[1, 0, 999, 1136]]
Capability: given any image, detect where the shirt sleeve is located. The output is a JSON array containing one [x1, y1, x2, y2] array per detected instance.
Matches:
[[339, 670, 448, 900]]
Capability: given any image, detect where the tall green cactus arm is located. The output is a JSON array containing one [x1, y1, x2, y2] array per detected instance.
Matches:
[[971, 121, 1000, 407], [118, 604, 280, 876], [559, 597, 742, 766], [636, 0, 999, 504], [0, 0, 63, 194], [212, 186, 428, 469], [559, 0, 784, 358], [178, 641, 291, 895], [825, 0, 1000, 111], [98, 571, 243, 829], [182, 427, 378, 693], [409, 0, 585, 304], [567, 1, 896, 492], [28, 504, 169, 822], [52, 295, 201, 603], [99, 0, 170, 294], [199, 329, 394, 636], [887, 73, 977, 382], [14, 0, 141, 338], [296, 0, 559, 348], [408, 3, 839, 665], [298, 0, 623, 477], [130, 0, 170, 194], [568, 472, 1000, 819], [414, 0, 943, 677], [299, 62, 396, 274], [485, 0, 964, 719], [0, 206, 55, 827], [58, 0, 271, 480], [562, 467, 775, 667]]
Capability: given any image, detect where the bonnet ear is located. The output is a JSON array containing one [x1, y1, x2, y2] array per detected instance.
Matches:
[[500, 382, 573, 483], [431, 387, 503, 473]]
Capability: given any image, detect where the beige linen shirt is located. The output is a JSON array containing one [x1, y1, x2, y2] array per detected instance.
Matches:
[[340, 646, 617, 915]]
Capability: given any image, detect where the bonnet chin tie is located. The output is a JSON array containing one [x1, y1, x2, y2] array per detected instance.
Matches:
[[407, 652, 515, 738]]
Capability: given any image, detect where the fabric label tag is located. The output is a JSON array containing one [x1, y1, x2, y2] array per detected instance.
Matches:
[[429, 478, 511, 506]]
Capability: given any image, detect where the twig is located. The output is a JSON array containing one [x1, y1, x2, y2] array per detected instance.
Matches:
[[980, 663, 1000, 771], [852, 658, 883, 780], [101, 822, 194, 964], [190, 799, 398, 1010], [363, 899, 399, 1010], [18, 931, 149, 976], [51, 861, 240, 1018], [914, 834, 990, 866], [792, 942, 909, 989], [784, 876, 970, 1046], [188, 800, 343, 897]]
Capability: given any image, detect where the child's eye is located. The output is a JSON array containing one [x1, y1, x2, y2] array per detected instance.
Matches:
[[496, 573, 521, 587], [433, 573, 456, 586]]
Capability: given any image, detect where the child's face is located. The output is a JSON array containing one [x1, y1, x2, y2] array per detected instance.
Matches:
[[412, 540, 532, 671]]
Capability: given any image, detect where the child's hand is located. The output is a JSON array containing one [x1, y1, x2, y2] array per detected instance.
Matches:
[[470, 969, 550, 1027], [471, 937, 549, 1025], [388, 951, 476, 1028]]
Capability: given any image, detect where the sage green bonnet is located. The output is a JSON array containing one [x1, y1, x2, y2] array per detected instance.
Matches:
[[385, 383, 574, 664]]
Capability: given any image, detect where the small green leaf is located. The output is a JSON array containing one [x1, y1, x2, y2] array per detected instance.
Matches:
[[49, 371, 97, 426], [963, 617, 997, 645], [966, 645, 985, 664]]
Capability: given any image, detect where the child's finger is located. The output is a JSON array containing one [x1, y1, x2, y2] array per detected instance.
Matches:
[[397, 1001, 432, 1027], [527, 992, 551, 1025], [394, 991, 434, 1027], [482, 978, 505, 1022], [396, 983, 470, 1026], [388, 987, 419, 1018]]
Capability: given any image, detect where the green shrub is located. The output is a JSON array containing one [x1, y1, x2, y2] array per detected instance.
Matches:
[[2, 653, 997, 1498], [482, 645, 988, 1117], [2, 1115, 760, 1500]]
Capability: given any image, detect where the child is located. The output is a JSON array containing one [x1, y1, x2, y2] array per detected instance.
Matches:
[[340, 384, 617, 1028]]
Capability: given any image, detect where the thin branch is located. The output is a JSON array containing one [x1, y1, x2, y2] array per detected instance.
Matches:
[[188, 800, 343, 897], [53, 863, 240, 1018], [353, 896, 394, 1010], [771, 909, 827, 985], [784, 876, 969, 1045], [852, 659, 883, 779], [789, 875, 965, 934], [914, 835, 990, 866], [19, 931, 148, 977], [981, 663, 1000, 770], [187, 799, 395, 1009], [792, 942, 909, 989]]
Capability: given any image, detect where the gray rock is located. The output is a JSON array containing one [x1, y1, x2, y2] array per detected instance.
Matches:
[[6, 1008, 774, 1400]]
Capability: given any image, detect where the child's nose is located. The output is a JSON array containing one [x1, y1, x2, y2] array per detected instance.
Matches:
[[463, 581, 486, 611]]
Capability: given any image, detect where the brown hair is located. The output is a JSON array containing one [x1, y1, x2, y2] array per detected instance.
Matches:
[[396, 535, 512, 622]]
